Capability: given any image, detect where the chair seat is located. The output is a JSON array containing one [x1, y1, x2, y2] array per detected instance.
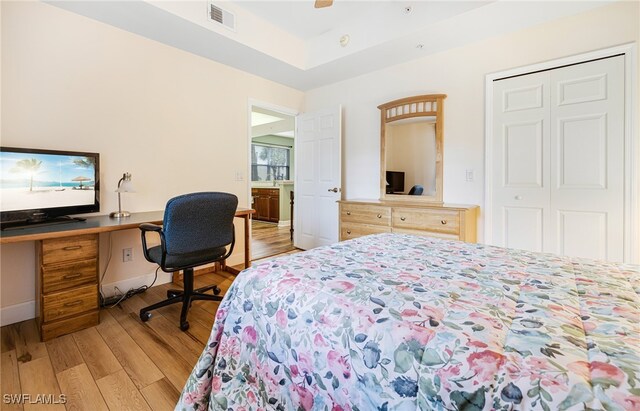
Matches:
[[147, 245, 228, 271]]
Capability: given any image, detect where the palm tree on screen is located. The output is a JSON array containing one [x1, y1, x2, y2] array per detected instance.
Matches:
[[73, 157, 95, 168], [11, 158, 42, 191]]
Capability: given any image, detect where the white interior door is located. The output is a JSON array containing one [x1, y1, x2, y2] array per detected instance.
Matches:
[[294, 106, 342, 250], [492, 55, 625, 261], [492, 71, 551, 253]]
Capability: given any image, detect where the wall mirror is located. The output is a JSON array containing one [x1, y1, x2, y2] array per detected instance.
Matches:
[[379, 94, 446, 204]]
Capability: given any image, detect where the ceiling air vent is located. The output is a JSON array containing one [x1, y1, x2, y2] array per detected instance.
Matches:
[[208, 2, 236, 31]]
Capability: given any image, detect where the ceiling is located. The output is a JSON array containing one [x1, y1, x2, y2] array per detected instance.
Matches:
[[49, 1, 612, 91], [252, 107, 295, 139]]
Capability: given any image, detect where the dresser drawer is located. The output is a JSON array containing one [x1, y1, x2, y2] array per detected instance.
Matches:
[[42, 284, 98, 323], [42, 259, 97, 294], [392, 227, 459, 241], [341, 204, 390, 226], [392, 207, 460, 235], [42, 234, 98, 265], [341, 223, 391, 241]]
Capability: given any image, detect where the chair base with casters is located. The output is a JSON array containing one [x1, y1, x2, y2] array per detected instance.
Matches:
[[137, 192, 238, 331], [139, 267, 223, 331]]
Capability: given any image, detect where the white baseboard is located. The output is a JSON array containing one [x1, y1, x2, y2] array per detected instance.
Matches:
[[278, 220, 291, 228], [0, 301, 36, 327], [0, 271, 173, 327], [100, 270, 173, 298]]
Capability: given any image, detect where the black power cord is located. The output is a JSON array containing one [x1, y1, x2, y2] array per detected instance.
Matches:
[[100, 266, 160, 308]]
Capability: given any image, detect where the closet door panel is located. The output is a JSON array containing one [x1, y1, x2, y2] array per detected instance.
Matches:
[[549, 55, 625, 261], [492, 72, 551, 251]]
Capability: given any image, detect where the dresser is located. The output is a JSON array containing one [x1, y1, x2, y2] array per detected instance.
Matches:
[[36, 234, 100, 340], [339, 200, 478, 243]]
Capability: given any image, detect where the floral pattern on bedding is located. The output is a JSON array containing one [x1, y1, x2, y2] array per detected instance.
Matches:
[[176, 233, 640, 411]]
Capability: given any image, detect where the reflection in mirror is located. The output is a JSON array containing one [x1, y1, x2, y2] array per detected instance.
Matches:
[[385, 119, 436, 197], [379, 94, 445, 203]]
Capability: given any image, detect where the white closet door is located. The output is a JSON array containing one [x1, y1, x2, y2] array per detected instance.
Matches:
[[492, 71, 551, 253], [549, 56, 625, 261], [492, 55, 625, 261]]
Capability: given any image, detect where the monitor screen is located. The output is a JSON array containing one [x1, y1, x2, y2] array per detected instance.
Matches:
[[0, 147, 100, 223], [386, 170, 405, 194]]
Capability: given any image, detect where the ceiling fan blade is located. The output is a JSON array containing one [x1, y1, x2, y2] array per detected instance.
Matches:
[[314, 0, 333, 8]]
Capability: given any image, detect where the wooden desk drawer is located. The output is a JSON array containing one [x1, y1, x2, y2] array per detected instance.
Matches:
[[341, 204, 390, 226], [41, 310, 99, 341], [392, 208, 460, 235], [42, 259, 97, 294], [42, 234, 98, 265], [341, 223, 391, 241], [42, 284, 98, 323]]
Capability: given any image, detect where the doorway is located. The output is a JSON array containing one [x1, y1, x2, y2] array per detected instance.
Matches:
[[248, 103, 297, 260]]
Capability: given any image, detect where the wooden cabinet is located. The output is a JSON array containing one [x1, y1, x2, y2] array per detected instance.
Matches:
[[36, 234, 99, 341], [252, 188, 280, 223], [339, 200, 478, 242]]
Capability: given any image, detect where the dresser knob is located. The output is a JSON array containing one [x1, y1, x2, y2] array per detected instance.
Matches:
[[377, 214, 382, 218], [346, 211, 351, 215], [400, 217, 406, 221], [346, 230, 352, 235], [441, 220, 447, 225]]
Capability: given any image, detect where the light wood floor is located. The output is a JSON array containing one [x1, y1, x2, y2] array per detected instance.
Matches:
[[251, 220, 297, 260], [0, 250, 300, 411]]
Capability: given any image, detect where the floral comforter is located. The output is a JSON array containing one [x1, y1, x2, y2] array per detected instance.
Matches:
[[177, 233, 640, 411]]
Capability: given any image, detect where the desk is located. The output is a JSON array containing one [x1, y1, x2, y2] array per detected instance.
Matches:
[[0, 208, 253, 340]]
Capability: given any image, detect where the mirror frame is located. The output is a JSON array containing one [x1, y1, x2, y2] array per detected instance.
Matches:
[[379, 94, 446, 203]]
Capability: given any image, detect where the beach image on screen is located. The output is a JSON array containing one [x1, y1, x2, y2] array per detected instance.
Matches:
[[1, 152, 96, 212]]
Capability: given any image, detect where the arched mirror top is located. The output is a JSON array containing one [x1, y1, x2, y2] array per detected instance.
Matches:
[[379, 94, 446, 204]]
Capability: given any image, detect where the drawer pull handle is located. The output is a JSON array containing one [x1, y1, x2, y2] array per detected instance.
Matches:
[[63, 300, 83, 307], [377, 214, 382, 219], [346, 211, 351, 215], [63, 273, 83, 280], [441, 220, 447, 225], [63, 245, 82, 251], [400, 217, 406, 221], [346, 230, 352, 235]]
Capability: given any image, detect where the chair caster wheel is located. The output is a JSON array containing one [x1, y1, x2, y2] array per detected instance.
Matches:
[[180, 321, 190, 331], [167, 290, 179, 298], [140, 311, 152, 322], [213, 286, 221, 295]]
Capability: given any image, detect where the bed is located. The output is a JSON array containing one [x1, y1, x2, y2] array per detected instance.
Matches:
[[176, 233, 640, 410]]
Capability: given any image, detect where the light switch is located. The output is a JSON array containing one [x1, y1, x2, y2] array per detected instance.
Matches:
[[465, 169, 474, 182]]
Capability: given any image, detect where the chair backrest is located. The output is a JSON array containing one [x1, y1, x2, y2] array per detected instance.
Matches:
[[162, 192, 238, 255], [408, 185, 424, 195]]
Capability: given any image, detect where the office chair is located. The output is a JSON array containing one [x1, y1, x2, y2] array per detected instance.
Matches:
[[408, 185, 424, 195], [138, 192, 237, 331]]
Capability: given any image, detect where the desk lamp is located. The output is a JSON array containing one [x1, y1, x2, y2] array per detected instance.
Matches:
[[110, 172, 135, 218]]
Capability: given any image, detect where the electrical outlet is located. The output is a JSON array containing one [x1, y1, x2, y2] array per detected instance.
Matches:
[[123, 248, 133, 262]]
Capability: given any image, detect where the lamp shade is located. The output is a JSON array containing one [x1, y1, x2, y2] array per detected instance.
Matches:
[[116, 179, 135, 193]]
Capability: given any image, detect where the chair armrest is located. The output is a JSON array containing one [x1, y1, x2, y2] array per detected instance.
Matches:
[[140, 223, 163, 232], [139, 223, 166, 266]]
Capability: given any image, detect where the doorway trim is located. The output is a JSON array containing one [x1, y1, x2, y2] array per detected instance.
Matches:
[[247, 99, 299, 248], [484, 43, 638, 263]]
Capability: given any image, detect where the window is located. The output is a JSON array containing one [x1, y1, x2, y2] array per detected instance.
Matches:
[[251, 144, 290, 181]]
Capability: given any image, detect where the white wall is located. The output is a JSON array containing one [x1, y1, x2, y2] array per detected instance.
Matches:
[[0, 1, 303, 321], [304, 1, 640, 243]]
